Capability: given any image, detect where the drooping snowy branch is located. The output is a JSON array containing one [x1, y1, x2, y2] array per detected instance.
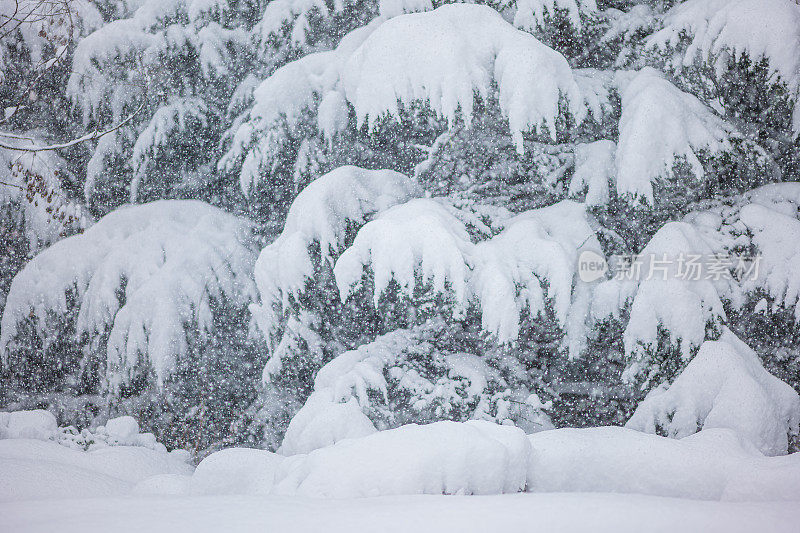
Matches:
[[0, 200, 259, 387], [223, 3, 590, 191], [250, 165, 421, 339], [648, 0, 800, 133], [627, 328, 800, 456], [280, 320, 551, 455], [473, 200, 602, 354], [336, 197, 602, 353], [334, 198, 474, 308], [592, 221, 732, 384], [615, 68, 732, 204]]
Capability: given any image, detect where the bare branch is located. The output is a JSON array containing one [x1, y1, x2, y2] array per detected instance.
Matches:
[[0, 100, 145, 153]]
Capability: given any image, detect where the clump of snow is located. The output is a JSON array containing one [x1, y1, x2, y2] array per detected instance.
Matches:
[[334, 198, 474, 307], [250, 166, 420, 342], [191, 448, 284, 495], [280, 395, 377, 456], [104, 416, 140, 441], [274, 421, 531, 497], [626, 329, 800, 456], [0, 200, 258, 387], [649, 0, 800, 133], [0, 410, 58, 440], [615, 68, 732, 204]]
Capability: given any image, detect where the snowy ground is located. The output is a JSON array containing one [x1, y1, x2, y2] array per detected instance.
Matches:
[[4, 493, 799, 533], [3, 411, 799, 532]]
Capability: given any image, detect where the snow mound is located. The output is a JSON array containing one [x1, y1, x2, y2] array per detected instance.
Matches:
[[649, 0, 800, 133], [250, 166, 420, 340], [191, 448, 284, 495], [528, 426, 777, 500], [0, 410, 58, 440], [280, 395, 377, 455], [615, 68, 731, 203], [0, 200, 258, 387], [626, 329, 800, 456], [0, 438, 193, 501], [274, 421, 531, 497], [334, 198, 474, 307], [340, 4, 586, 150]]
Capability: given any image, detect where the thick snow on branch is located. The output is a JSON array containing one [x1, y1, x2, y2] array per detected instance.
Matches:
[[255, 0, 432, 47], [649, 0, 800, 132], [336, 198, 603, 352], [738, 185, 800, 321], [341, 4, 586, 149], [615, 68, 732, 204], [593, 221, 731, 382], [68, 0, 250, 125], [473, 200, 602, 353], [627, 329, 800, 456], [567, 139, 615, 206], [225, 3, 589, 185], [0, 200, 258, 386], [250, 166, 420, 337], [334, 198, 473, 307]]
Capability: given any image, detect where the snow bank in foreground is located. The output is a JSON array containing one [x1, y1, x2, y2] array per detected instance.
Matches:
[[529, 426, 800, 501], [626, 329, 800, 456], [274, 421, 530, 497], [191, 448, 283, 495], [0, 438, 193, 501]]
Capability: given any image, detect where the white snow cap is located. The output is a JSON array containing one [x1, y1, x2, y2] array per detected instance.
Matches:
[[649, 0, 800, 134], [250, 166, 421, 340], [627, 329, 800, 456], [0, 200, 258, 386], [615, 67, 731, 204]]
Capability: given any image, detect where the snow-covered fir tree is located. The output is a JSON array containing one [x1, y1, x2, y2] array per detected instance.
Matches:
[[1, 0, 799, 458]]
